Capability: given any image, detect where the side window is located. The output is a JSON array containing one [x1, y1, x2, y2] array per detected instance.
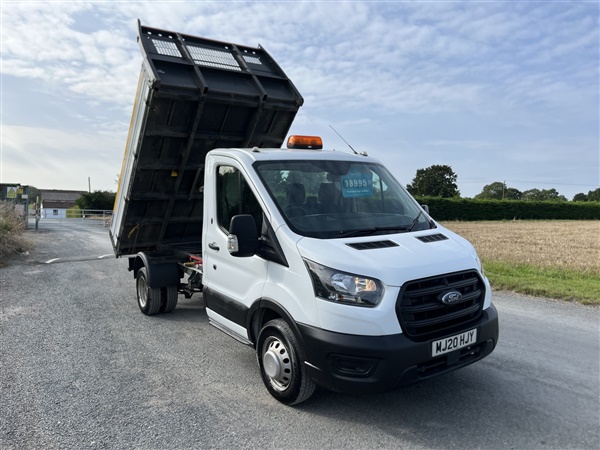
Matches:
[[216, 165, 263, 236]]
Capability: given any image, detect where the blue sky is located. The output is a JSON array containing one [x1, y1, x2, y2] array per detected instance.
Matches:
[[1, 0, 598, 199]]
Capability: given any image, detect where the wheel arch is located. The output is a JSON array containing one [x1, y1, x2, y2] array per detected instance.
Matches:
[[132, 251, 180, 289], [248, 298, 305, 349]]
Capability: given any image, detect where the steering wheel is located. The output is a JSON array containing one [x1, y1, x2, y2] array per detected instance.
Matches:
[[285, 206, 307, 218]]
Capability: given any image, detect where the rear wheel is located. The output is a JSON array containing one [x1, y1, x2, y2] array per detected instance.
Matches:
[[160, 285, 178, 313], [136, 267, 161, 315], [257, 319, 315, 405]]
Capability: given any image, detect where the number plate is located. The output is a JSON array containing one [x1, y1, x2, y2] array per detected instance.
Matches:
[[431, 329, 477, 357]]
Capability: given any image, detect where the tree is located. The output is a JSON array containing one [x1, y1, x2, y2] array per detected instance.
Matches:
[[521, 188, 540, 201], [406, 165, 460, 198], [588, 187, 600, 202], [475, 182, 522, 200], [504, 187, 522, 200], [572, 193, 588, 202], [76, 190, 116, 210], [521, 188, 567, 202]]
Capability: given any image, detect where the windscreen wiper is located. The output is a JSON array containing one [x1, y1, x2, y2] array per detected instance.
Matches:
[[408, 210, 431, 232], [337, 226, 409, 238]]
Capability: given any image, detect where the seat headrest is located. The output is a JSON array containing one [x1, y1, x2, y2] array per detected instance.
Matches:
[[287, 183, 305, 204], [318, 183, 339, 203]]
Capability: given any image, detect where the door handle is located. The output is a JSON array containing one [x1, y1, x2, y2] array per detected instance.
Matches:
[[208, 242, 220, 251]]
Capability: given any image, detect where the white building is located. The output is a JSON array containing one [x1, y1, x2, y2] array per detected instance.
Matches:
[[39, 190, 86, 219]]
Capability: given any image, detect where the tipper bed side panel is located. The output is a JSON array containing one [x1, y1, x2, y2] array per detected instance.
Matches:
[[111, 23, 303, 257]]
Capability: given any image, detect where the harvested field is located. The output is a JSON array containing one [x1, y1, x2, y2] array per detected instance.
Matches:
[[441, 220, 600, 275]]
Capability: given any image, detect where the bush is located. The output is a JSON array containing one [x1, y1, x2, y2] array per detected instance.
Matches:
[[66, 206, 82, 218], [0, 201, 31, 263], [415, 197, 600, 221], [76, 191, 115, 210]]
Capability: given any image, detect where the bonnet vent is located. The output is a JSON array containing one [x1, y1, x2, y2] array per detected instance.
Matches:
[[347, 240, 399, 250], [416, 234, 448, 243]]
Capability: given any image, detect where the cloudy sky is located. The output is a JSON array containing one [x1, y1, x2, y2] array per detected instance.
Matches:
[[1, 0, 598, 199]]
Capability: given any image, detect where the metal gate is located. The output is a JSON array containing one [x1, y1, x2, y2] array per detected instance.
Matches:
[[31, 210, 113, 230]]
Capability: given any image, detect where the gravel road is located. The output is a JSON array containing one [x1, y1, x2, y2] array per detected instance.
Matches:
[[1, 222, 598, 449]]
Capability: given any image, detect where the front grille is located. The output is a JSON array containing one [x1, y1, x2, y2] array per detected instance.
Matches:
[[396, 270, 485, 341]]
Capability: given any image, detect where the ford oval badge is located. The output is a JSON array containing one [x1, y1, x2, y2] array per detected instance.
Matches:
[[441, 291, 463, 305]]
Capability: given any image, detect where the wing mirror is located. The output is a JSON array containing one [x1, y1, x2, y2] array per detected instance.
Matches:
[[228, 214, 259, 257]]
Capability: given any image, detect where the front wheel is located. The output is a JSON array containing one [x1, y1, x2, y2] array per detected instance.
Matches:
[[136, 267, 161, 315], [257, 319, 315, 405]]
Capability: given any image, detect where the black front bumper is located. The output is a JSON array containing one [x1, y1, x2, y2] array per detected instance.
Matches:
[[298, 304, 499, 394]]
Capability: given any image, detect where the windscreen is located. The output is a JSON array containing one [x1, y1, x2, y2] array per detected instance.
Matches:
[[255, 160, 432, 238]]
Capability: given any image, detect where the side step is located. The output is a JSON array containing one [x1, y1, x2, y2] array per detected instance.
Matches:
[[209, 318, 253, 346]]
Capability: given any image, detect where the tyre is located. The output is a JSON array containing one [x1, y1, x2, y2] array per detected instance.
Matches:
[[160, 285, 178, 313], [136, 267, 161, 315], [257, 319, 315, 405]]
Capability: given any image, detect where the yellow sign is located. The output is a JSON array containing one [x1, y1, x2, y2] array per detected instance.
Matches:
[[6, 187, 18, 199]]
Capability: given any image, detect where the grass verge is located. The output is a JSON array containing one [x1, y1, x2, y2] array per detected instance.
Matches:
[[483, 261, 600, 305], [441, 221, 600, 305]]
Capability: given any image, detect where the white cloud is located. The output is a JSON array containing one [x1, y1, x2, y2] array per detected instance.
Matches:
[[2, 1, 596, 117], [2, 125, 124, 190]]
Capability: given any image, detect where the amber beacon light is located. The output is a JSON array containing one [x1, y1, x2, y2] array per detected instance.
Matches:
[[286, 135, 323, 149]]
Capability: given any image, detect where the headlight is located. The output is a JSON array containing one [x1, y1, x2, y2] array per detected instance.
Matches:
[[475, 254, 485, 276], [304, 259, 384, 307]]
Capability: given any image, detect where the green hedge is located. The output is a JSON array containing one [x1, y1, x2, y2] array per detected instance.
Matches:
[[414, 197, 600, 221]]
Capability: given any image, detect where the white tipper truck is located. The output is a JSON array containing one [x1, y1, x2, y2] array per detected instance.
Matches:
[[111, 22, 499, 405]]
